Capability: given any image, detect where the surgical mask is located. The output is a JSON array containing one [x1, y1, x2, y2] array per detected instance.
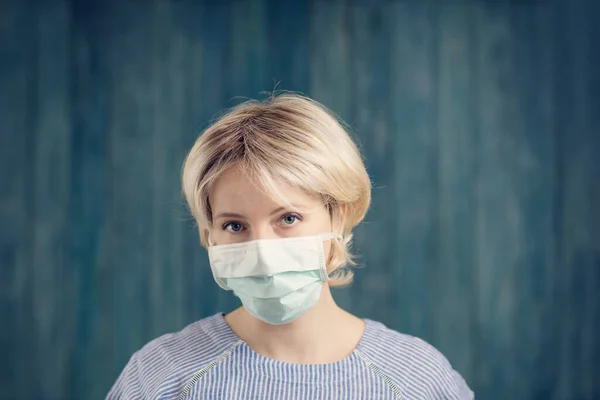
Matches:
[[207, 233, 341, 325]]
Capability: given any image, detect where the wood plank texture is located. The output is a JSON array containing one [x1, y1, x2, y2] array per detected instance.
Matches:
[[389, 1, 438, 340], [473, 3, 521, 397], [1, 0, 598, 398], [30, 1, 72, 398], [68, 1, 112, 397], [435, 3, 476, 384], [0, 1, 37, 399], [509, 3, 558, 399]]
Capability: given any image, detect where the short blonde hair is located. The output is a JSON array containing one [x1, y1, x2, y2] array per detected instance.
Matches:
[[182, 93, 371, 286]]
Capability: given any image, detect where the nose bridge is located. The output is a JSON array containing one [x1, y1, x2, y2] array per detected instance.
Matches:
[[250, 220, 278, 241]]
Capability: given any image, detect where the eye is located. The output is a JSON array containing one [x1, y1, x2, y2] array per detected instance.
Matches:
[[279, 213, 301, 227], [223, 221, 245, 233]]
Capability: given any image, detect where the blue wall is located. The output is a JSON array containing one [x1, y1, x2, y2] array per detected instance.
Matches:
[[1, 0, 599, 399]]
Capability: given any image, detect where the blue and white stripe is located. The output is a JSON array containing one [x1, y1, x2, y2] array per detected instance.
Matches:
[[106, 313, 473, 399]]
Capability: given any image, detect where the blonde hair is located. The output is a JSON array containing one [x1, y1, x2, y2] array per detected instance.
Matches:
[[182, 93, 371, 286]]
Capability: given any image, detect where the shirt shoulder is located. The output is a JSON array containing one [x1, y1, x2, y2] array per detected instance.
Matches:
[[359, 319, 474, 399], [106, 313, 241, 400]]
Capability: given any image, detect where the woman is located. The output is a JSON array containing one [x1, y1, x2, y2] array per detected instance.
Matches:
[[107, 93, 473, 399]]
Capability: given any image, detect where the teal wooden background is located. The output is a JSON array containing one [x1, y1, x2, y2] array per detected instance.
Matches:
[[1, 0, 599, 399]]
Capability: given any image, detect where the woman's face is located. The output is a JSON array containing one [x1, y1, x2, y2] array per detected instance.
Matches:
[[209, 166, 333, 250]]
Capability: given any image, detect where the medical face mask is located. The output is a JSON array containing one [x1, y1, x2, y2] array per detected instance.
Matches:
[[207, 233, 341, 325]]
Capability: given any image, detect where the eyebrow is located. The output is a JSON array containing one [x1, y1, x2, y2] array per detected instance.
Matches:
[[214, 205, 303, 220]]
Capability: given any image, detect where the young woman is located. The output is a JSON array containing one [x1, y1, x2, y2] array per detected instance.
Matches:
[[107, 93, 473, 399]]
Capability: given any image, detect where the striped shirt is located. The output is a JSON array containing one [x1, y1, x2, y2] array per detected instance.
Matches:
[[106, 313, 473, 399]]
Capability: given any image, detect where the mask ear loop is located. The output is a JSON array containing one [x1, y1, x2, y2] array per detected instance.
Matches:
[[317, 233, 342, 282]]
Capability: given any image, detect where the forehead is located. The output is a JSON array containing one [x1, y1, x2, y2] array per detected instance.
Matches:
[[209, 166, 320, 213]]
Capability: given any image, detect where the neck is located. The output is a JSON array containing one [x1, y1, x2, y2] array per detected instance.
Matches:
[[225, 285, 365, 364]]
